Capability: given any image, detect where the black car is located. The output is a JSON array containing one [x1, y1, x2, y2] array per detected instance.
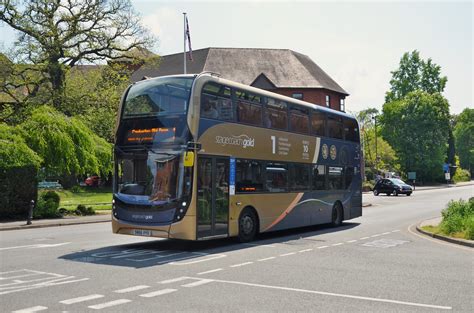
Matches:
[[373, 178, 413, 196]]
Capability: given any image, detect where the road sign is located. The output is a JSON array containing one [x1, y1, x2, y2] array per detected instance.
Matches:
[[408, 172, 416, 180], [443, 163, 449, 173]]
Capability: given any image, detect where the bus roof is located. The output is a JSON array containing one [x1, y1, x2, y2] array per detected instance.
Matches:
[[136, 73, 357, 121]]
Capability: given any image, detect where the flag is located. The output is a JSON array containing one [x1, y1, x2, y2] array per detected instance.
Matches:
[[185, 16, 193, 61]]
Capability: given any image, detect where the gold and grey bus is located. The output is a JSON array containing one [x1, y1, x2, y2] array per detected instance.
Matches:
[[112, 73, 362, 242]]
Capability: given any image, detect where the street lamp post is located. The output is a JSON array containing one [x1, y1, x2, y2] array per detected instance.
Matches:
[[372, 115, 378, 174]]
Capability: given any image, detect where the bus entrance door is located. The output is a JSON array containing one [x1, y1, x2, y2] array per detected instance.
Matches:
[[197, 156, 229, 239]]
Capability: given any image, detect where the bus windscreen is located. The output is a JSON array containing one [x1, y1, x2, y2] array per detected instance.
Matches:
[[122, 77, 194, 118]]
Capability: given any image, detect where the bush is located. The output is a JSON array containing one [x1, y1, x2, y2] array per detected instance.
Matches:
[[70, 185, 82, 193], [0, 166, 38, 219], [439, 198, 474, 240], [453, 168, 471, 183], [42, 191, 60, 206], [75, 204, 95, 216], [362, 181, 374, 192], [33, 198, 61, 219]]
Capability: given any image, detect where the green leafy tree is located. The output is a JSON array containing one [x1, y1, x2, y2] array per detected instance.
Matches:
[[385, 51, 447, 103], [381, 91, 450, 182], [355, 108, 399, 179], [63, 63, 133, 142], [0, 123, 42, 169], [0, 0, 155, 109], [453, 108, 474, 173], [19, 106, 112, 178]]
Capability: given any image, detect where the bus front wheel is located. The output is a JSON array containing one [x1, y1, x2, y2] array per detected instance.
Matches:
[[331, 202, 343, 227], [238, 208, 258, 242]]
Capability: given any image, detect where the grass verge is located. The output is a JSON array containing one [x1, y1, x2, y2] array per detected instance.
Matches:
[[40, 187, 112, 212]]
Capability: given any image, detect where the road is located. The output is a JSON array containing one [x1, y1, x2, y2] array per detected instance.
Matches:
[[1, 186, 473, 312]]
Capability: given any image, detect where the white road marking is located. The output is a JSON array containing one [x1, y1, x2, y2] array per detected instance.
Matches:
[[242, 243, 275, 247], [360, 237, 370, 240], [12, 306, 48, 313], [382, 232, 391, 235], [206, 278, 452, 310], [197, 268, 223, 275], [182, 279, 213, 288], [371, 234, 382, 237], [159, 277, 190, 284], [317, 246, 329, 249], [332, 243, 344, 246], [391, 230, 400, 232], [280, 252, 297, 256], [0, 243, 70, 251], [114, 285, 150, 293], [346, 240, 357, 243], [363, 239, 410, 249], [60, 294, 104, 304], [230, 262, 253, 268], [139, 288, 177, 297], [299, 249, 313, 253], [88, 299, 132, 310], [170, 254, 227, 265], [257, 257, 276, 262], [0, 269, 89, 295]]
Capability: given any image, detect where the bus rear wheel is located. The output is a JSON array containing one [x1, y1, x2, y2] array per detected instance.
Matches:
[[238, 208, 258, 242], [331, 202, 343, 227]]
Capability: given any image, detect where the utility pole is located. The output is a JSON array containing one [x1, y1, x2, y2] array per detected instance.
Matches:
[[373, 114, 378, 174], [183, 12, 187, 74]]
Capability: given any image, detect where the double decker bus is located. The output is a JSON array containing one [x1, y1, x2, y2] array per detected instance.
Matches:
[[112, 73, 362, 242]]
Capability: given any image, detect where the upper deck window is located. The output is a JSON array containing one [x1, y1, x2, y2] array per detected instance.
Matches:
[[236, 89, 263, 126], [327, 114, 343, 139], [344, 118, 360, 142], [201, 83, 233, 121], [123, 77, 194, 119], [311, 111, 326, 136], [264, 98, 288, 130], [289, 105, 310, 134]]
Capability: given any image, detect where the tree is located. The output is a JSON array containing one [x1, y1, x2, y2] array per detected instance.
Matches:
[[0, 0, 155, 109], [0, 123, 42, 169], [453, 108, 474, 173], [381, 91, 450, 182], [385, 51, 447, 103], [63, 63, 132, 142], [19, 106, 112, 178], [355, 108, 399, 179]]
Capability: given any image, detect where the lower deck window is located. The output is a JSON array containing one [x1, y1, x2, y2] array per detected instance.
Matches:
[[236, 159, 264, 192]]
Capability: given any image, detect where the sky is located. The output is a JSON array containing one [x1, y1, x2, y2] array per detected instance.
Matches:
[[1, 0, 472, 114]]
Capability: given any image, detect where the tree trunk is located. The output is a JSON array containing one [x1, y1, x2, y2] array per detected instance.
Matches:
[[47, 61, 66, 112]]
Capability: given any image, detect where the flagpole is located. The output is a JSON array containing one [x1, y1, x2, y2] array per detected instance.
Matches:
[[183, 12, 187, 74]]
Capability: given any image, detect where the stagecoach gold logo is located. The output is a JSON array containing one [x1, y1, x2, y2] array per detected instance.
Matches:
[[322, 144, 329, 159], [215, 134, 255, 149], [330, 145, 337, 160]]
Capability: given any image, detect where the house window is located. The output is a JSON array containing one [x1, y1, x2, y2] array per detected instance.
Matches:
[[325, 95, 330, 107], [340, 98, 345, 111], [292, 93, 303, 100]]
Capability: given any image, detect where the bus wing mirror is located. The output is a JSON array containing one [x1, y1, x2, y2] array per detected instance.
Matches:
[[184, 151, 195, 167]]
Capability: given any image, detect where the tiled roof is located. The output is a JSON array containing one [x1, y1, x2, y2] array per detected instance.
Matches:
[[131, 47, 348, 95]]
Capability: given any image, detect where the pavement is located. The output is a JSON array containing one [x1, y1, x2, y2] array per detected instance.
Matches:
[[1, 180, 472, 232], [0, 212, 111, 231]]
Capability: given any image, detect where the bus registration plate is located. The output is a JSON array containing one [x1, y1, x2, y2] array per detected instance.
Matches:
[[132, 229, 152, 237]]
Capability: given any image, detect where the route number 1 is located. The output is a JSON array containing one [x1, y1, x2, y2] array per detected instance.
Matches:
[[271, 136, 276, 154]]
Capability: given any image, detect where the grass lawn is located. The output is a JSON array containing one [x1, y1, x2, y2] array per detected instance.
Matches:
[[421, 225, 468, 240], [41, 187, 113, 211]]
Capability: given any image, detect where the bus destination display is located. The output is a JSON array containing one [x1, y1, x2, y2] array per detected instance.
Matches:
[[126, 127, 175, 143]]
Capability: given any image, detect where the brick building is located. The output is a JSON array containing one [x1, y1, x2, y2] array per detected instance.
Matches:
[[131, 48, 349, 112]]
